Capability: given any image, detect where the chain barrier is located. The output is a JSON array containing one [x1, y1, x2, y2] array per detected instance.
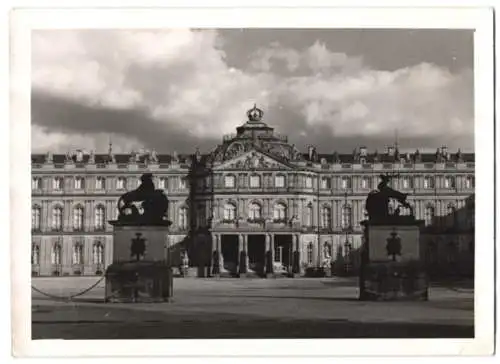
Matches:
[[31, 276, 106, 302]]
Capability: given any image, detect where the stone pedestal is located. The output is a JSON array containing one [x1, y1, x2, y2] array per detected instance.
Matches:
[[359, 218, 428, 301], [105, 221, 173, 303]]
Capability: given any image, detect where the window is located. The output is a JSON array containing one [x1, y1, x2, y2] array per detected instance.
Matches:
[[32, 206, 41, 231], [444, 176, 456, 189], [307, 242, 314, 265], [32, 177, 42, 190], [95, 177, 105, 190], [73, 206, 84, 231], [341, 205, 352, 229], [424, 176, 434, 189], [95, 205, 105, 230], [158, 177, 167, 189], [93, 242, 104, 265], [74, 177, 85, 190], [341, 177, 351, 189], [178, 177, 187, 189], [273, 203, 287, 221], [179, 207, 188, 229], [275, 175, 285, 188], [465, 175, 474, 189], [361, 177, 370, 189], [223, 203, 237, 221], [249, 175, 261, 188], [53, 177, 63, 190], [116, 177, 126, 190], [401, 177, 413, 189], [320, 177, 331, 189], [72, 243, 83, 265], [306, 203, 313, 227], [249, 202, 261, 220], [274, 245, 283, 263], [51, 243, 62, 265], [305, 176, 313, 188], [32, 244, 40, 265], [321, 206, 332, 228], [224, 175, 236, 188], [425, 205, 435, 227], [52, 206, 63, 231]]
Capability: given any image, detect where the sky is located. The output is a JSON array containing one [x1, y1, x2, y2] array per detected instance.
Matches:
[[31, 29, 474, 155]]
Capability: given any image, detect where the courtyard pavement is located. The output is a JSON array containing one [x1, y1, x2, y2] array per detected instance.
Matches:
[[31, 276, 474, 339]]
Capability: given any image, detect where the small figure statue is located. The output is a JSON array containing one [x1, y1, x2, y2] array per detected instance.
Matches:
[[65, 151, 73, 163], [45, 151, 53, 164], [150, 149, 159, 163], [88, 150, 95, 164], [173, 151, 179, 163]]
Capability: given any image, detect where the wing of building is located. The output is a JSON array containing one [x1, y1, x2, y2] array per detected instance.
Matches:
[[31, 105, 475, 278]]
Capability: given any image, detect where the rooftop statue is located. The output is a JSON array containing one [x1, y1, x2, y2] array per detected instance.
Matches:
[[116, 173, 170, 225], [365, 174, 414, 223]]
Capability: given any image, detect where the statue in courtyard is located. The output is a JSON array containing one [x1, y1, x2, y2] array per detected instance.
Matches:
[[116, 173, 169, 224], [365, 174, 414, 222]]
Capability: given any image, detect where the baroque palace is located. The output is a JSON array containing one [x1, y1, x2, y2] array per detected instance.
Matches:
[[31, 105, 475, 278]]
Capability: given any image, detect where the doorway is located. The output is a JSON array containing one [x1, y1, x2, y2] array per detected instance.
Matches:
[[248, 235, 266, 276], [221, 235, 239, 274], [274, 235, 293, 275]]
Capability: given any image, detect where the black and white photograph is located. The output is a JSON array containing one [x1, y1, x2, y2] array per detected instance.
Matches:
[[9, 6, 494, 358]]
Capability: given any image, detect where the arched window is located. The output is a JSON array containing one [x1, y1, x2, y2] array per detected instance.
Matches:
[[341, 205, 352, 229], [424, 176, 434, 189], [73, 206, 84, 231], [74, 177, 85, 190], [116, 177, 126, 190], [445, 176, 456, 189], [341, 177, 352, 189], [249, 174, 261, 188], [31, 244, 40, 265], [306, 203, 313, 227], [275, 175, 286, 188], [51, 242, 62, 265], [32, 205, 41, 231], [465, 175, 475, 189], [94, 205, 106, 230], [425, 205, 435, 227], [95, 177, 106, 190], [223, 203, 237, 221], [72, 242, 84, 265], [321, 206, 332, 228], [53, 177, 63, 190], [179, 206, 189, 229], [248, 202, 262, 220], [93, 242, 104, 265], [52, 206, 63, 231], [273, 202, 287, 221], [307, 242, 314, 265]]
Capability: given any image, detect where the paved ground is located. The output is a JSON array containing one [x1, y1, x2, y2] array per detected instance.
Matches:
[[31, 277, 474, 339]]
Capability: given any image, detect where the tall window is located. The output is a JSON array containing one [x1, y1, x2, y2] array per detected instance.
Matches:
[[306, 203, 313, 227], [51, 243, 62, 265], [465, 175, 475, 189], [320, 177, 331, 189], [249, 175, 261, 188], [158, 177, 167, 189], [341, 177, 352, 189], [73, 206, 84, 231], [52, 206, 63, 231], [179, 207, 188, 229], [116, 177, 126, 190], [275, 175, 285, 188], [95, 177, 105, 190], [52, 177, 63, 190], [249, 202, 261, 219], [32, 244, 40, 265], [402, 176, 413, 189], [224, 175, 236, 188], [321, 206, 332, 228], [361, 177, 370, 189], [32, 206, 41, 231], [32, 177, 42, 190], [273, 203, 287, 220], [274, 244, 283, 263], [307, 242, 314, 265], [305, 176, 313, 188], [93, 242, 104, 265], [74, 177, 85, 190], [224, 203, 237, 221], [72, 243, 83, 265], [425, 205, 435, 227], [95, 205, 105, 230], [341, 205, 352, 229], [444, 176, 456, 189], [424, 176, 434, 189], [178, 177, 187, 189]]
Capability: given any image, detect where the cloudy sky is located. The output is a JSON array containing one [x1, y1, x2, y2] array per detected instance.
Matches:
[[31, 29, 474, 154]]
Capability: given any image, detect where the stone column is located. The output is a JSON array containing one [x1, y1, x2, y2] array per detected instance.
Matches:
[[238, 234, 246, 275], [292, 234, 302, 276], [211, 234, 222, 276], [265, 234, 274, 277]]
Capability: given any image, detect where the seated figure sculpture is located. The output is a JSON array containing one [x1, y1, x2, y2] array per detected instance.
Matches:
[[365, 174, 414, 223], [116, 173, 169, 224]]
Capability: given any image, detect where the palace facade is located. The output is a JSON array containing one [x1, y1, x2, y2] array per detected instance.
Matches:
[[31, 106, 475, 277]]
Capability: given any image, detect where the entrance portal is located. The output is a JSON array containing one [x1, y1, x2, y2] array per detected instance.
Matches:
[[247, 235, 266, 276], [221, 235, 239, 275], [274, 235, 293, 275]]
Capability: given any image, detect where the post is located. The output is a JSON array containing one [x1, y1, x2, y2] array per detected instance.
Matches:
[[265, 234, 274, 277], [292, 234, 302, 277], [238, 234, 247, 276]]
